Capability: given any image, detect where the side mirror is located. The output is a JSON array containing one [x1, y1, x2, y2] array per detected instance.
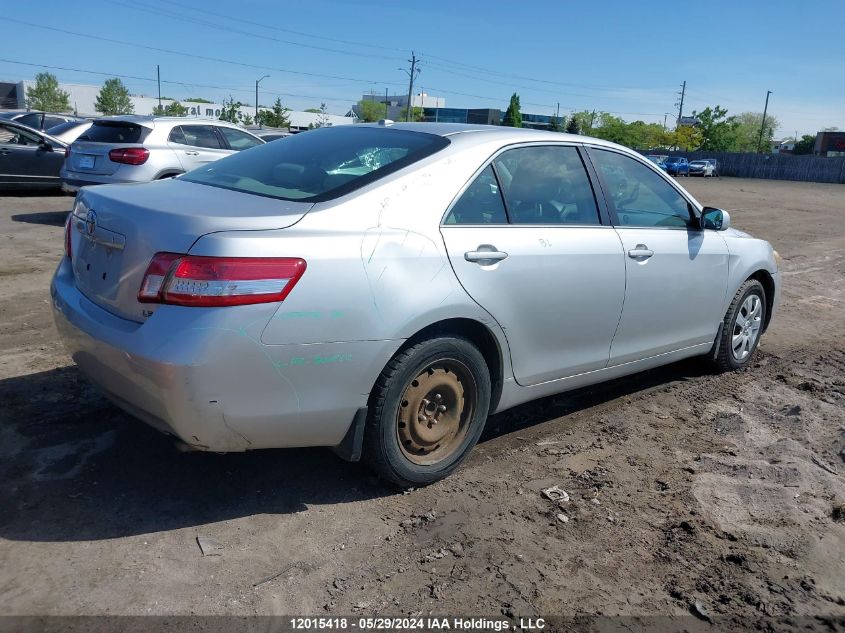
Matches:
[[38, 140, 53, 152], [701, 207, 731, 231]]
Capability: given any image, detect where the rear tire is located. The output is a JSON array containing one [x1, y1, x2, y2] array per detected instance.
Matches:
[[711, 279, 766, 372], [363, 336, 491, 488]]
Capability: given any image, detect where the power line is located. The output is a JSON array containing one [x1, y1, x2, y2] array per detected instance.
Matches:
[[0, 17, 404, 87], [107, 0, 400, 63]]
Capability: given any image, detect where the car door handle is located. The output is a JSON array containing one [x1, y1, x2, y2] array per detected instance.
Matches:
[[627, 244, 654, 259], [184, 150, 199, 155], [465, 246, 508, 264]]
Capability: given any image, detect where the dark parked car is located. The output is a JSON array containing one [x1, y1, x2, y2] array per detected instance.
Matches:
[[0, 119, 67, 190], [664, 156, 689, 176], [645, 154, 668, 170], [0, 110, 84, 131]]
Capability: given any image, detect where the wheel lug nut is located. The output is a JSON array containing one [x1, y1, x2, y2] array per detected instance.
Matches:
[[418, 414, 426, 422], [438, 405, 446, 412], [434, 393, 442, 401]]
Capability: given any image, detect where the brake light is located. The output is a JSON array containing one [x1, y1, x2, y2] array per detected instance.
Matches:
[[138, 253, 306, 307], [64, 146, 71, 159], [64, 213, 73, 260], [108, 147, 150, 165]]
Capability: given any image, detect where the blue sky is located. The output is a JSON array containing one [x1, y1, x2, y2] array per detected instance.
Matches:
[[1, 0, 842, 136]]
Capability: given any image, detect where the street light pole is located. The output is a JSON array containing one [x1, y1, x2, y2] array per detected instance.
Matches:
[[255, 75, 270, 123], [757, 90, 772, 154]]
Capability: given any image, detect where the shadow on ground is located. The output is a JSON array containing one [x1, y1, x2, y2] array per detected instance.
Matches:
[[11, 210, 70, 226], [0, 359, 708, 543]]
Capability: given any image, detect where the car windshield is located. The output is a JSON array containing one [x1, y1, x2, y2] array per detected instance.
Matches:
[[690, 161, 705, 166], [665, 157, 682, 164], [181, 126, 450, 202]]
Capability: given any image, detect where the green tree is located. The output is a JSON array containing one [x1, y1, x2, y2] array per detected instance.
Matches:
[[398, 105, 425, 122], [731, 111, 781, 152], [692, 106, 737, 151], [356, 99, 387, 122], [792, 134, 817, 155], [256, 97, 291, 127], [502, 93, 522, 128], [26, 72, 71, 112], [185, 97, 213, 103], [548, 113, 561, 132], [314, 102, 331, 128], [588, 112, 631, 144], [304, 108, 321, 113], [218, 95, 244, 123], [152, 100, 187, 116], [565, 115, 580, 135], [671, 125, 704, 151], [570, 110, 597, 134], [95, 78, 135, 115], [241, 113, 254, 126]]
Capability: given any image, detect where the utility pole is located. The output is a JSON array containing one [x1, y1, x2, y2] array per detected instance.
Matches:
[[676, 80, 686, 125], [757, 90, 772, 154], [156, 65, 162, 110], [403, 52, 419, 122], [255, 75, 270, 123], [555, 102, 560, 131]]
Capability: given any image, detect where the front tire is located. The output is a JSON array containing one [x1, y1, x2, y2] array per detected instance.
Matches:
[[712, 279, 766, 371], [363, 336, 491, 488]]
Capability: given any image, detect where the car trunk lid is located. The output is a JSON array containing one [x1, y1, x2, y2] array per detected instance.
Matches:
[[68, 120, 153, 175], [70, 179, 313, 322]]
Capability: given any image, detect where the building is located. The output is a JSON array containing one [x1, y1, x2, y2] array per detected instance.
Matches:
[[357, 91, 446, 121], [814, 131, 845, 157], [0, 79, 356, 130]]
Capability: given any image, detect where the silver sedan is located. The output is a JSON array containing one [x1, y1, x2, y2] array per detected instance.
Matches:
[[51, 123, 781, 487]]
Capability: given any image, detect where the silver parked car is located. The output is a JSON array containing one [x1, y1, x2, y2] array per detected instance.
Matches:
[[60, 116, 264, 193], [52, 123, 781, 487]]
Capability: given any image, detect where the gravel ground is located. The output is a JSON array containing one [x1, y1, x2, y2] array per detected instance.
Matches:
[[0, 178, 843, 629]]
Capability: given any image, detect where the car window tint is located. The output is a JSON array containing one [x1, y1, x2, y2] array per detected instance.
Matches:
[[42, 116, 66, 129], [493, 146, 599, 225], [181, 126, 449, 202], [181, 125, 223, 149], [444, 165, 507, 225], [0, 123, 40, 146], [79, 122, 147, 143], [592, 149, 694, 228], [168, 126, 188, 145], [15, 113, 42, 128], [218, 127, 262, 151]]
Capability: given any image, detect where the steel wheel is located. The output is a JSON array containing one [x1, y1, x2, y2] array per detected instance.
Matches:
[[731, 293, 763, 362], [396, 359, 477, 466]]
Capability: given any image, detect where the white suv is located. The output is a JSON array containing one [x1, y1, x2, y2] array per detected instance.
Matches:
[[60, 116, 264, 193]]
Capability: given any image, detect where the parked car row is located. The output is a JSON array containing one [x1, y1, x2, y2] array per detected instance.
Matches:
[[0, 114, 269, 192], [645, 154, 720, 177]]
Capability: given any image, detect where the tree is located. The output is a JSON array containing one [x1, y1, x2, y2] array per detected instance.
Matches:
[[356, 99, 387, 122], [731, 111, 781, 152], [570, 110, 597, 134], [304, 108, 321, 113], [152, 100, 187, 116], [218, 96, 244, 123], [565, 116, 580, 135], [241, 113, 254, 126], [671, 125, 704, 151], [502, 93, 522, 128], [185, 97, 213, 103], [398, 106, 425, 122], [792, 134, 817, 155], [692, 106, 737, 151], [314, 103, 331, 128], [95, 78, 135, 115], [548, 113, 561, 132], [26, 72, 71, 112], [256, 97, 290, 128]]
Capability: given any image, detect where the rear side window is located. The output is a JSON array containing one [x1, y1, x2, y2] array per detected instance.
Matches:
[[79, 122, 149, 144], [182, 126, 450, 202], [15, 113, 42, 128], [218, 126, 263, 150], [179, 125, 223, 149], [444, 165, 507, 224]]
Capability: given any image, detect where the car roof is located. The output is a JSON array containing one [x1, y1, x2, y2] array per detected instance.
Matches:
[[356, 122, 634, 153], [92, 115, 246, 129]]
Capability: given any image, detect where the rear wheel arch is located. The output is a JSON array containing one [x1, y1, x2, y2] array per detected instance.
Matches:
[[397, 318, 504, 413]]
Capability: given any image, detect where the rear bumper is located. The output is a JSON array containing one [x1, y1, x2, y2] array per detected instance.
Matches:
[[61, 178, 104, 194], [50, 257, 401, 451]]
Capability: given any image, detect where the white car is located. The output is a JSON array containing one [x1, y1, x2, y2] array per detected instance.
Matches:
[[689, 160, 715, 177], [60, 116, 264, 194]]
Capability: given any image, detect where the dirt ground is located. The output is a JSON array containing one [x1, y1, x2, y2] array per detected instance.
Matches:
[[0, 178, 843, 628]]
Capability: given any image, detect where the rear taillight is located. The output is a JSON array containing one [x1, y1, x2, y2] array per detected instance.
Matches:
[[64, 213, 73, 260], [108, 147, 150, 165], [64, 147, 71, 159], [138, 253, 306, 307]]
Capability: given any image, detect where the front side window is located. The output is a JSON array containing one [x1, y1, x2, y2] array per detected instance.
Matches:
[[444, 165, 507, 224], [218, 127, 263, 151], [591, 149, 694, 228], [179, 125, 223, 149], [493, 146, 600, 225], [0, 123, 41, 146], [181, 126, 450, 202]]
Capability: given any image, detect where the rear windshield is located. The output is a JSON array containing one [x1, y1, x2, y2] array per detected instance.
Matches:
[[47, 121, 84, 136], [78, 121, 150, 144], [181, 126, 450, 202]]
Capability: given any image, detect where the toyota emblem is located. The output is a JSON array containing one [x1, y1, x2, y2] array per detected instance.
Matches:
[[85, 210, 97, 236]]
